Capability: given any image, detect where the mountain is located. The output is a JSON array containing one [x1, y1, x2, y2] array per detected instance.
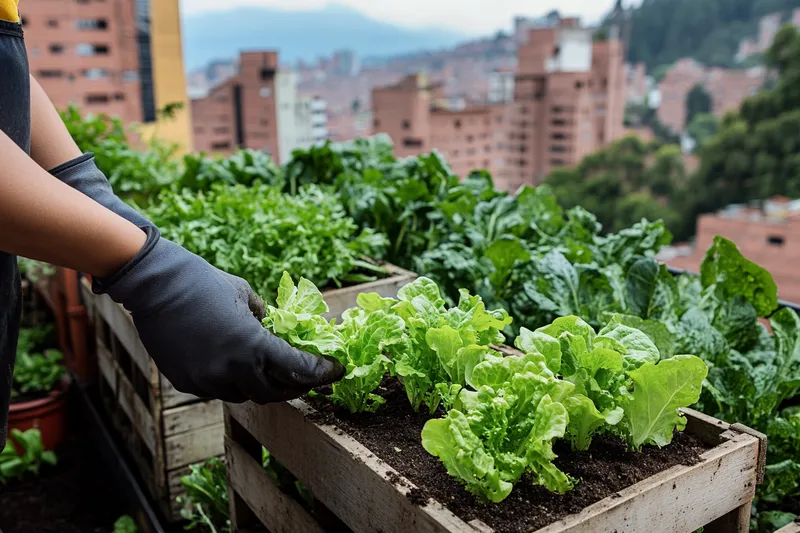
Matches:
[[612, 0, 800, 69], [181, 3, 469, 69]]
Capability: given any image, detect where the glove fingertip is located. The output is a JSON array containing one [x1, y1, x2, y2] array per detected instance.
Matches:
[[249, 292, 267, 321]]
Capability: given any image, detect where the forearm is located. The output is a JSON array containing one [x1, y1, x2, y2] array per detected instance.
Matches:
[[29, 74, 82, 170], [0, 130, 145, 278]]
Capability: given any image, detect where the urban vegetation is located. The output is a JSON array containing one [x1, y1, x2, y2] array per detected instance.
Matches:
[[621, 0, 800, 69]]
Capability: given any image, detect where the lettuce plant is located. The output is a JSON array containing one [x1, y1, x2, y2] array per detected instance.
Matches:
[[422, 316, 708, 503]]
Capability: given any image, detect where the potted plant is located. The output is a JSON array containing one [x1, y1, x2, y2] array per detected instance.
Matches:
[[8, 325, 69, 452]]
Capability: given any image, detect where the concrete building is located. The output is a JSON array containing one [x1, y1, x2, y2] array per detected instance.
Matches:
[[21, 0, 192, 150], [190, 50, 328, 162], [371, 20, 626, 191], [657, 59, 765, 133], [665, 197, 800, 303], [191, 51, 280, 158]]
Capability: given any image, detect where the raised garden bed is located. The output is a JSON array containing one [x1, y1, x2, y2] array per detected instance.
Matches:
[[224, 379, 767, 533], [79, 264, 415, 522]]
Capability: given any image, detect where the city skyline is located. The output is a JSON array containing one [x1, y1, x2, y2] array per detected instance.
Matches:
[[180, 0, 641, 36]]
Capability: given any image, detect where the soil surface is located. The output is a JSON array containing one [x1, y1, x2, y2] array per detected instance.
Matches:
[[0, 431, 126, 533], [308, 378, 711, 533]]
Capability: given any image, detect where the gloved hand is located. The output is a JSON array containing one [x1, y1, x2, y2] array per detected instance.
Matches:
[[50, 154, 344, 402]]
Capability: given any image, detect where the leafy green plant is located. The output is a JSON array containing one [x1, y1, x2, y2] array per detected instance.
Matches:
[[177, 149, 282, 192], [113, 515, 139, 533], [12, 349, 65, 397], [17, 258, 57, 284], [0, 429, 57, 482], [177, 457, 230, 533], [145, 184, 387, 300]]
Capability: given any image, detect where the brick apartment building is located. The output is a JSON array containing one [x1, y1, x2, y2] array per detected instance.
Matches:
[[665, 197, 800, 303], [190, 51, 328, 163], [657, 58, 766, 132], [21, 0, 192, 150], [372, 19, 626, 191]]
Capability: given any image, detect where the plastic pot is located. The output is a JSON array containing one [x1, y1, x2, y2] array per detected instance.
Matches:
[[8, 379, 69, 451]]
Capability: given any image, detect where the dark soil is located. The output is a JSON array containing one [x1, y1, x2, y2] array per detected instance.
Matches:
[[308, 378, 711, 533], [0, 432, 126, 533]]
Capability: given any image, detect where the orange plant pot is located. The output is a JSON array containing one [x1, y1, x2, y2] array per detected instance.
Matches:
[[8, 381, 69, 452]]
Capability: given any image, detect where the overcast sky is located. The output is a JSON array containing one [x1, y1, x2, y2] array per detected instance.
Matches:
[[180, 0, 640, 36]]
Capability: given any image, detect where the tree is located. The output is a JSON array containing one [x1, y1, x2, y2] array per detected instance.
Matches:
[[687, 113, 719, 148], [652, 64, 672, 83], [686, 84, 713, 128]]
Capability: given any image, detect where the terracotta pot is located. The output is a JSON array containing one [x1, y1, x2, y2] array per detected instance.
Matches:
[[8, 379, 69, 452]]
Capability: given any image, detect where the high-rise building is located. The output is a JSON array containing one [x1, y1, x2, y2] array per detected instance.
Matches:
[[190, 51, 328, 163], [22, 0, 192, 150], [371, 19, 627, 191]]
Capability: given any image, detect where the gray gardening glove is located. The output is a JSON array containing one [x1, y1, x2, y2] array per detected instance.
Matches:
[[50, 154, 344, 403]]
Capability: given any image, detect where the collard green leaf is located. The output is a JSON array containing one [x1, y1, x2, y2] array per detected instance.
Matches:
[[700, 236, 779, 317]]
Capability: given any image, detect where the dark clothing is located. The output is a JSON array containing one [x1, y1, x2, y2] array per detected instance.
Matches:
[[0, 19, 30, 449]]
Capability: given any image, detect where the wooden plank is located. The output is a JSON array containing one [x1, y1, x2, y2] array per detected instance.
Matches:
[[682, 408, 731, 446], [226, 436, 326, 533], [160, 375, 203, 410], [92, 290, 152, 381], [96, 342, 117, 392], [533, 433, 759, 533], [165, 423, 225, 470], [776, 521, 800, 533], [227, 400, 474, 533], [704, 503, 751, 533], [163, 400, 223, 436], [79, 277, 95, 322], [167, 465, 192, 521], [322, 264, 416, 320]]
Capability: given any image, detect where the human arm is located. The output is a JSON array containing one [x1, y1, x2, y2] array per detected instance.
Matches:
[[0, 128, 146, 278], [27, 75, 344, 403]]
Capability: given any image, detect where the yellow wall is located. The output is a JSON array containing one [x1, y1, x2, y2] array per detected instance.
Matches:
[[138, 0, 193, 153]]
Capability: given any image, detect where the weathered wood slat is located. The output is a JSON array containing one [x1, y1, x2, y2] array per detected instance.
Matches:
[[163, 400, 223, 436], [226, 436, 327, 533], [226, 400, 762, 533], [534, 434, 758, 533], [165, 423, 224, 470], [226, 401, 475, 533], [776, 521, 800, 533]]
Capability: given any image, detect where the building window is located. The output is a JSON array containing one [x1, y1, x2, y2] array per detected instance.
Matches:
[[47, 19, 58, 28], [373, 119, 380, 128], [552, 119, 567, 127], [37, 70, 64, 78], [551, 145, 567, 153], [552, 106, 564, 113], [214, 127, 230, 134], [85, 93, 110, 104], [403, 138, 423, 148], [211, 142, 232, 151], [575, 81, 584, 89], [402, 120, 411, 130], [76, 19, 108, 30], [550, 159, 566, 167], [135, 0, 156, 122], [454, 119, 462, 129], [552, 133, 567, 140], [467, 135, 474, 142], [535, 92, 544, 100], [260, 87, 272, 98], [49, 44, 65, 54], [122, 71, 138, 81], [114, 92, 125, 101], [767, 235, 785, 246], [261, 119, 269, 126], [83, 68, 109, 79], [260, 67, 276, 80]]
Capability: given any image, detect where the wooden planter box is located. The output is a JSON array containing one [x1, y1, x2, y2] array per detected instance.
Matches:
[[83, 277, 224, 522], [224, 399, 767, 533], [79, 264, 415, 521]]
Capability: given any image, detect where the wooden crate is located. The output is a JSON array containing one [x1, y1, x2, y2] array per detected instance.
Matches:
[[84, 278, 224, 522], [224, 400, 768, 533], [80, 263, 415, 521], [776, 522, 800, 533]]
